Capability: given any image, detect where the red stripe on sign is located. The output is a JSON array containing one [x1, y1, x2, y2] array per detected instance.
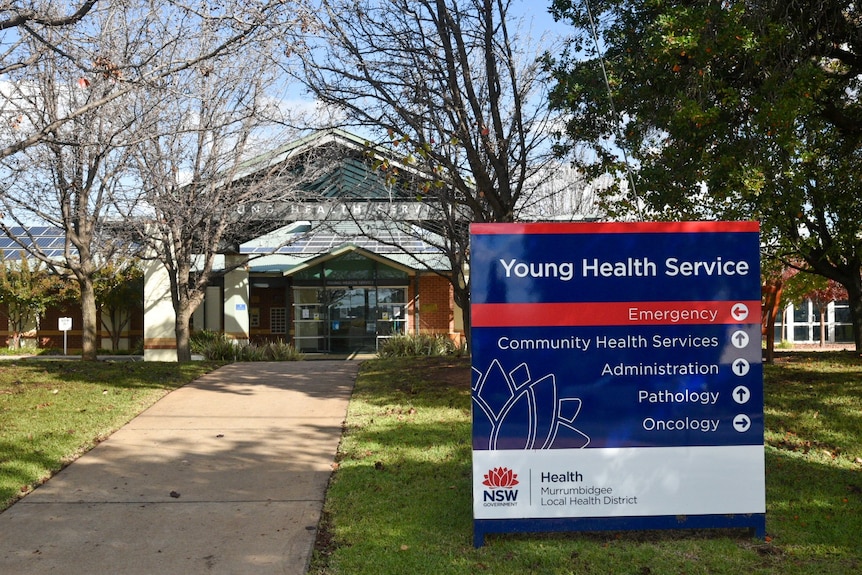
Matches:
[[470, 221, 760, 235], [471, 301, 762, 327]]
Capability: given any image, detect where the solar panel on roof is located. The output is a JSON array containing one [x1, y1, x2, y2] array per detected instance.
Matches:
[[241, 230, 442, 256], [0, 226, 73, 259]]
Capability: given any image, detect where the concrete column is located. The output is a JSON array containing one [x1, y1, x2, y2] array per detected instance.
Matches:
[[205, 286, 222, 331], [224, 254, 250, 344], [143, 259, 178, 362], [192, 297, 204, 331]]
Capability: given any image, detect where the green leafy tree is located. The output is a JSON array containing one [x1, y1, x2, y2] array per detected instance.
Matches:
[[548, 0, 862, 350], [0, 252, 69, 349], [94, 262, 143, 353]]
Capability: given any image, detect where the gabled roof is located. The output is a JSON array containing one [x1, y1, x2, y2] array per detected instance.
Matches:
[[240, 222, 441, 256], [239, 221, 449, 273], [235, 128, 371, 178], [232, 128, 429, 201], [279, 244, 418, 278], [1, 130, 448, 270]]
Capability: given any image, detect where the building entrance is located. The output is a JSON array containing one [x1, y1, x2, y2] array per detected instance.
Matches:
[[293, 286, 407, 353], [289, 250, 411, 353]]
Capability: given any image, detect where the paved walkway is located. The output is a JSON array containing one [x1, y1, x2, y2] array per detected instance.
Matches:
[[0, 360, 359, 574]]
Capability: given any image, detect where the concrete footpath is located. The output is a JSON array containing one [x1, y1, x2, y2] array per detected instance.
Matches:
[[0, 360, 359, 574]]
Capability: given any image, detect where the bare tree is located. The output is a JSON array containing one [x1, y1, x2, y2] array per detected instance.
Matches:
[[0, 7, 141, 359], [0, 0, 307, 360], [0, 0, 98, 77], [0, 1, 97, 33], [124, 5, 321, 362], [0, 1, 297, 158], [516, 163, 597, 221], [291, 0, 565, 345]]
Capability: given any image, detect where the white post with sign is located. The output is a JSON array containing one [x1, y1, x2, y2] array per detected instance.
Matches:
[[58, 317, 72, 355]]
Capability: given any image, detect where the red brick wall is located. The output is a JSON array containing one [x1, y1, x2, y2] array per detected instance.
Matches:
[[416, 273, 455, 336], [0, 303, 143, 352]]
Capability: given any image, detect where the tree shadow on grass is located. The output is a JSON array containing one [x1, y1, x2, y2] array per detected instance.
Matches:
[[314, 354, 862, 575], [1, 359, 221, 391], [765, 448, 862, 551], [0, 436, 63, 509]]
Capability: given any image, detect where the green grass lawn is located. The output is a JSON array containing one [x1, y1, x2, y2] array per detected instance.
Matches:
[[310, 352, 862, 575], [2, 352, 859, 573], [0, 359, 223, 510]]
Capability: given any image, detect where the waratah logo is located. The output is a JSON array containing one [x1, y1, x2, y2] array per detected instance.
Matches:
[[472, 359, 590, 450], [482, 467, 519, 488]]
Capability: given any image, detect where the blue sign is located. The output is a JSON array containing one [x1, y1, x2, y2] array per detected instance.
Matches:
[[470, 222, 765, 546]]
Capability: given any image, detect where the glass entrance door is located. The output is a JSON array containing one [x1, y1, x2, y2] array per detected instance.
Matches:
[[292, 285, 408, 354], [327, 288, 376, 352]]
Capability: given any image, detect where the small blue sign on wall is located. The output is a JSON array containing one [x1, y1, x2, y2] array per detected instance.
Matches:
[[470, 221, 765, 546]]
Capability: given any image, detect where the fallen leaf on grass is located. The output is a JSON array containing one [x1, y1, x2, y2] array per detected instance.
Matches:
[[755, 543, 783, 556]]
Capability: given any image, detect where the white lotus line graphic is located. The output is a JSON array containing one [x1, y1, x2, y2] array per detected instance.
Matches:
[[473, 359, 590, 450]]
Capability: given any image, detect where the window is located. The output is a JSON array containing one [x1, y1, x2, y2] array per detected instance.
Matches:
[[833, 301, 853, 343], [792, 301, 813, 343], [270, 307, 287, 334], [376, 288, 407, 336]]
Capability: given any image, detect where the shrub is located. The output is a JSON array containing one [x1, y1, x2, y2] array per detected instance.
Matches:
[[190, 330, 225, 354], [377, 333, 465, 358], [264, 339, 304, 361], [191, 330, 303, 361], [233, 342, 262, 361], [199, 335, 238, 361]]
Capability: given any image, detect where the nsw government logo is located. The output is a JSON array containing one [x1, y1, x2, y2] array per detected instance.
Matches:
[[482, 466, 520, 506]]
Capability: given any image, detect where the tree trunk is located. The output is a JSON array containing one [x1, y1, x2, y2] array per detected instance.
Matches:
[[175, 305, 193, 362], [80, 278, 99, 360], [109, 309, 120, 352], [847, 284, 862, 353], [112, 318, 121, 352], [819, 308, 826, 347], [761, 282, 782, 364], [453, 281, 471, 353]]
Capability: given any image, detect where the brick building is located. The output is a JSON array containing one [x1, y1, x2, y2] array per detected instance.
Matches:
[[1, 130, 463, 357], [143, 129, 464, 359], [180, 223, 463, 355]]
